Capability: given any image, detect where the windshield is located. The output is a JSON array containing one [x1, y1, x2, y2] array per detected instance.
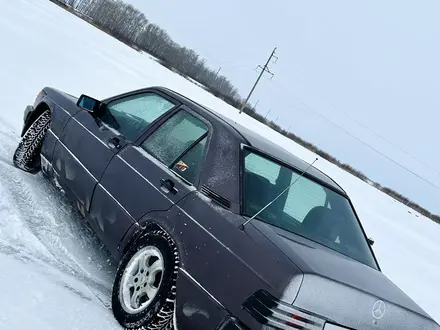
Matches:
[[243, 149, 377, 269]]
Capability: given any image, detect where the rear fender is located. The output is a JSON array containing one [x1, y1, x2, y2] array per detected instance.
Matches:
[[173, 268, 229, 330], [117, 193, 192, 262], [118, 216, 181, 273], [117, 206, 233, 330]]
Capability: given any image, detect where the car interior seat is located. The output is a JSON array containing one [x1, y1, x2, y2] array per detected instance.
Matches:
[[302, 206, 342, 243], [244, 171, 275, 215]]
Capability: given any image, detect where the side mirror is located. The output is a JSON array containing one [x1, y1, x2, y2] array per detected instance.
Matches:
[[367, 237, 375, 246], [76, 94, 103, 113]]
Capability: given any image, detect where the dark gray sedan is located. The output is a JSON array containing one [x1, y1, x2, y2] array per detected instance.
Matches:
[[13, 86, 439, 330]]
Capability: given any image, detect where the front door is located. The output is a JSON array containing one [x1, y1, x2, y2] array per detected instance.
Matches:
[[90, 106, 211, 255], [52, 90, 178, 222]]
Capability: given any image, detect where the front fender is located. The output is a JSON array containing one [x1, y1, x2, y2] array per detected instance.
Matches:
[[23, 105, 34, 125]]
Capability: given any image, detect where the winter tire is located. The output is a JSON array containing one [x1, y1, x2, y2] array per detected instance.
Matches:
[[112, 230, 179, 330], [13, 109, 51, 174]]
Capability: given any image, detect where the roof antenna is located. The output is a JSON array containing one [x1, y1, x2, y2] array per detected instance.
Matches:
[[240, 157, 319, 230]]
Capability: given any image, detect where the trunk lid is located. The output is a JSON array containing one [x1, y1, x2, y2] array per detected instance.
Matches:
[[249, 221, 439, 329], [295, 273, 438, 330]]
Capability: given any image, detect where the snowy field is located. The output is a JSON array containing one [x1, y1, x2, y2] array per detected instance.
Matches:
[[0, 0, 439, 328]]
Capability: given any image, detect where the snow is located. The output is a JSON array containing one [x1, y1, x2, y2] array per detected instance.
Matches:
[[0, 0, 438, 327], [0, 121, 119, 329]]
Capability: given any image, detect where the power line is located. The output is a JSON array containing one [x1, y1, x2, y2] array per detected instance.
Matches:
[[240, 47, 278, 114], [211, 48, 440, 196], [271, 81, 440, 192], [291, 81, 440, 178]]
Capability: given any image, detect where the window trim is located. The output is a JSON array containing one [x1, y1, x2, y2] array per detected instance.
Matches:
[[169, 133, 208, 184], [138, 107, 212, 188], [102, 88, 179, 108], [240, 145, 349, 211], [99, 89, 181, 142], [239, 144, 380, 270], [169, 131, 208, 169]]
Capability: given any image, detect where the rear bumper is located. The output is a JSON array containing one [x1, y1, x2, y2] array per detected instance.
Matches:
[[175, 268, 249, 330], [217, 317, 248, 329]]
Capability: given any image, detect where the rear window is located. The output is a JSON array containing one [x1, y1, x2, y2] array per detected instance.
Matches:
[[243, 149, 377, 269]]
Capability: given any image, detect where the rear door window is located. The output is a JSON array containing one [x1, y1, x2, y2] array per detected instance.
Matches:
[[171, 136, 207, 184], [141, 110, 209, 184]]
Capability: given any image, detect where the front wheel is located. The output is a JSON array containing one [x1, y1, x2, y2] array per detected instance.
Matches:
[[13, 109, 51, 174], [112, 230, 179, 329]]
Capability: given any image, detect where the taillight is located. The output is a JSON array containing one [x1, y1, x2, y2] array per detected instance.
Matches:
[[243, 290, 325, 329]]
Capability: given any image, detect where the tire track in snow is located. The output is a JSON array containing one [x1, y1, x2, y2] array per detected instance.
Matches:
[[0, 118, 117, 308]]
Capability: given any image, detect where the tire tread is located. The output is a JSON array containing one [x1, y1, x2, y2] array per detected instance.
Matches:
[[13, 110, 51, 173], [114, 229, 179, 330]]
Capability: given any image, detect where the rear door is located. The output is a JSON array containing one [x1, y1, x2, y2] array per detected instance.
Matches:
[[52, 90, 178, 217], [89, 106, 211, 255]]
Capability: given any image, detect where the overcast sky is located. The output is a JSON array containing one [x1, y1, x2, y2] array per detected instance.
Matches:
[[125, 0, 440, 214]]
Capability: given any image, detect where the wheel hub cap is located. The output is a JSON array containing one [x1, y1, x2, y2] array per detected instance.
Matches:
[[119, 246, 164, 314]]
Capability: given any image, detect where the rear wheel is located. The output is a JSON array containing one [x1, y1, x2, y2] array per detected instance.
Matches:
[[112, 230, 179, 329], [13, 109, 51, 174]]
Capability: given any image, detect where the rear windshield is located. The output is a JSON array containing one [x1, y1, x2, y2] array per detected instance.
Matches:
[[243, 149, 377, 269]]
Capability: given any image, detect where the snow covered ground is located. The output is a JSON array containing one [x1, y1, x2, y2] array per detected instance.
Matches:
[[0, 0, 439, 328]]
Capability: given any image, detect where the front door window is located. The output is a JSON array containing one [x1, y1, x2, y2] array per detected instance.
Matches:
[[103, 93, 176, 141]]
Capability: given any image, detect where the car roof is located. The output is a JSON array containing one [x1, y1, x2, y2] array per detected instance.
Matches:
[[156, 87, 347, 196]]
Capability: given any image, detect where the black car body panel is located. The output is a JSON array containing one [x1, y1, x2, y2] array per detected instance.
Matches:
[[174, 268, 229, 329], [23, 86, 439, 330], [249, 220, 434, 329]]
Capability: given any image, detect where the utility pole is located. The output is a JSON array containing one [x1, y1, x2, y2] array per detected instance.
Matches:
[[253, 100, 259, 110], [215, 66, 221, 77], [264, 109, 271, 119], [239, 47, 278, 114]]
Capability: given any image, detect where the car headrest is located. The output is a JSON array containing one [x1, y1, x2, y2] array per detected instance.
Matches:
[[302, 206, 341, 240]]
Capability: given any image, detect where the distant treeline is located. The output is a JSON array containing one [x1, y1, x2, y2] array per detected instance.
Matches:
[[51, 0, 440, 224]]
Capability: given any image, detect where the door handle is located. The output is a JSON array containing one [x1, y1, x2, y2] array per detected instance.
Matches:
[[108, 137, 120, 149], [159, 179, 178, 195]]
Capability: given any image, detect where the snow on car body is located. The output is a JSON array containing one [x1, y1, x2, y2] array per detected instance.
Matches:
[[13, 86, 440, 330]]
